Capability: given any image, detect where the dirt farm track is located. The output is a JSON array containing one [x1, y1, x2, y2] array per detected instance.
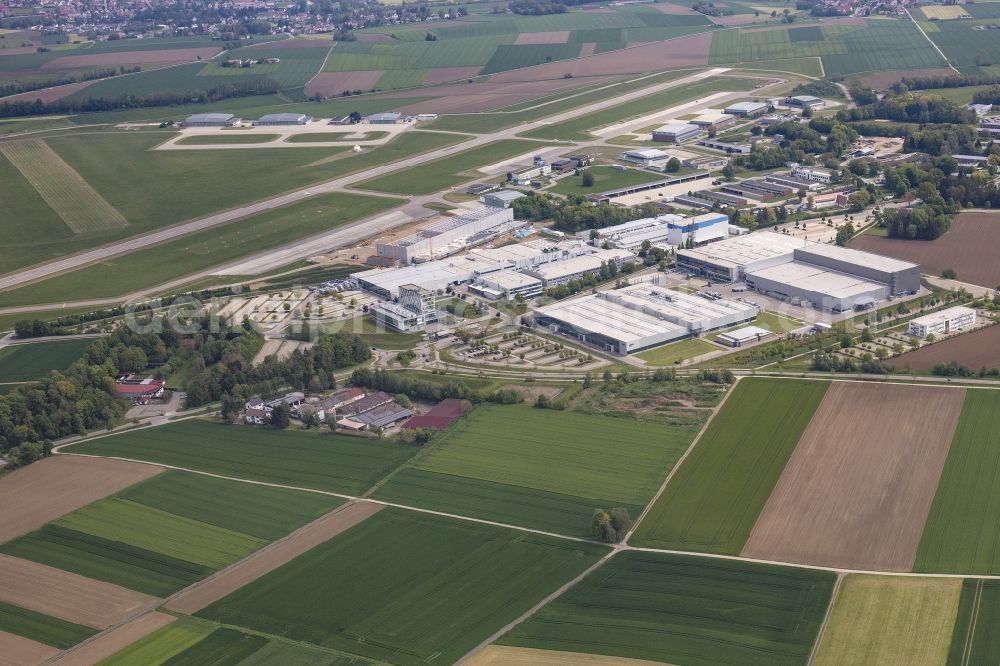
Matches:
[[891, 325, 1000, 372], [742, 382, 966, 571], [852, 212, 1000, 289]]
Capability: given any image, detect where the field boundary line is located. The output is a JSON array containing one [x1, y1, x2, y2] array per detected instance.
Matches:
[[960, 579, 984, 666], [807, 571, 843, 666], [622, 375, 743, 544], [905, 8, 958, 73], [300, 46, 335, 96], [455, 547, 621, 664]]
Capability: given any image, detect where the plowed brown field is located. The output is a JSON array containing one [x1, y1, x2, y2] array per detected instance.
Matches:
[[515, 31, 571, 45], [489, 32, 712, 82], [852, 212, 1000, 289], [0, 631, 59, 666], [0, 555, 157, 629], [891, 325, 1000, 372], [50, 612, 176, 666], [304, 70, 384, 97], [742, 382, 965, 571], [40, 47, 220, 69], [0, 456, 162, 542]]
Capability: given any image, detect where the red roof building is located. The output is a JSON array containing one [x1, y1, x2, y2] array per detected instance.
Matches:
[[402, 398, 470, 431], [114, 378, 165, 404]]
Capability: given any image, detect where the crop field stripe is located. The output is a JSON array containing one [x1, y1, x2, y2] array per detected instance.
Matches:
[[499, 550, 836, 666], [0, 600, 98, 649], [118, 470, 341, 542], [98, 616, 216, 666], [629, 378, 828, 554], [0, 139, 128, 233], [0, 338, 95, 382], [946, 579, 1000, 666], [813, 574, 962, 666], [196, 508, 606, 665], [0, 523, 214, 597], [916, 390, 1000, 575], [161, 627, 269, 665], [54, 497, 267, 569]]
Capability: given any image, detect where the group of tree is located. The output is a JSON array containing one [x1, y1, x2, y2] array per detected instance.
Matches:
[[349, 367, 526, 406], [551, 196, 660, 233], [213, 330, 371, 417], [789, 80, 843, 99], [892, 72, 1000, 92], [837, 94, 977, 126], [509, 0, 567, 14], [810, 351, 891, 374], [591, 507, 632, 542], [0, 66, 139, 99]]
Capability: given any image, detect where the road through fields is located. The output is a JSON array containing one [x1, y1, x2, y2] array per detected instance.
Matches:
[[0, 68, 730, 294]]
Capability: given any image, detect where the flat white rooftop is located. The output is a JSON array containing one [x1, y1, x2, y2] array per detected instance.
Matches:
[[910, 306, 976, 327], [719, 325, 772, 343], [750, 261, 887, 299], [480, 270, 542, 290], [796, 243, 919, 274], [679, 232, 807, 268]]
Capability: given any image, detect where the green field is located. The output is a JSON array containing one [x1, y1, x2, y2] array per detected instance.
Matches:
[[68, 420, 417, 495], [709, 19, 947, 76], [629, 377, 829, 554], [374, 403, 695, 535], [550, 165, 667, 196], [197, 509, 606, 665], [0, 469, 341, 596], [99, 617, 215, 665], [814, 575, 961, 666], [916, 390, 1000, 575], [0, 601, 98, 649], [197, 45, 331, 90], [634, 338, 719, 366], [501, 551, 835, 666], [285, 131, 389, 143], [927, 19, 1000, 71], [0, 337, 93, 382], [0, 139, 128, 233], [947, 579, 1000, 666], [175, 133, 281, 145], [355, 139, 549, 195], [0, 130, 462, 279], [0, 192, 403, 308], [521, 77, 759, 141]]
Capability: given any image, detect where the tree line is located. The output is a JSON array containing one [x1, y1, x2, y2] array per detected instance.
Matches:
[[0, 78, 280, 119]]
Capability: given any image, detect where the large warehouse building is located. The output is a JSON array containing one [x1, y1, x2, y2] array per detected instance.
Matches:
[[375, 207, 519, 263], [677, 232, 808, 282], [678, 233, 920, 312], [667, 213, 729, 247], [534, 285, 759, 354]]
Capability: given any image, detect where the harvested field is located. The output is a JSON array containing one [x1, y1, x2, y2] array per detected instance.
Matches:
[[852, 212, 1000, 288], [0, 139, 128, 233], [467, 646, 667, 666], [423, 66, 482, 84], [892, 325, 1000, 373], [0, 456, 162, 543], [2, 80, 95, 103], [49, 612, 176, 666], [394, 77, 608, 113], [814, 575, 961, 666], [652, 2, 702, 14], [515, 31, 571, 45], [858, 67, 955, 89], [0, 631, 59, 666], [40, 47, 220, 69], [0, 555, 156, 629], [304, 70, 384, 97], [489, 32, 712, 82], [579, 42, 598, 56], [742, 382, 965, 571], [165, 501, 383, 615]]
